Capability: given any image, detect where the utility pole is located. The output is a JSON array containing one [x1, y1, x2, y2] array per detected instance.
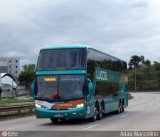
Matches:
[[0, 73, 1, 87], [0, 73, 2, 100], [129, 55, 142, 92], [11, 79, 13, 98], [134, 66, 137, 92]]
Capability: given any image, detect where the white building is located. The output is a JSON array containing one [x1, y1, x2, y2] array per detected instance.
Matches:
[[0, 73, 18, 98], [0, 57, 20, 78]]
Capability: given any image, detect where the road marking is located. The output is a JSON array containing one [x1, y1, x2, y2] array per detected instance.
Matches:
[[120, 114, 129, 117], [7, 125, 30, 130], [82, 124, 99, 130]]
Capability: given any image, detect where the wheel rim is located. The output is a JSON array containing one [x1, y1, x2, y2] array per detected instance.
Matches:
[[93, 107, 97, 120], [99, 106, 102, 119], [118, 103, 121, 113], [102, 104, 105, 114]]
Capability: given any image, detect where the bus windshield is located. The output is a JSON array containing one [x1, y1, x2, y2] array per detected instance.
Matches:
[[36, 75, 85, 101], [37, 48, 86, 71]]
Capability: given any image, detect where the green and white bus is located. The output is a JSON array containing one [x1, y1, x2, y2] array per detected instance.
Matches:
[[32, 45, 128, 123]]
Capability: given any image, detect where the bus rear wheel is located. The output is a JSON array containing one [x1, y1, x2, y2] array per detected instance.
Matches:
[[121, 103, 124, 113], [97, 104, 103, 120]]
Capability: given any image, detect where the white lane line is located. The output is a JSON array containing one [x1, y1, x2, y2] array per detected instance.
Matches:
[[7, 125, 30, 130], [120, 114, 129, 117], [82, 124, 99, 130]]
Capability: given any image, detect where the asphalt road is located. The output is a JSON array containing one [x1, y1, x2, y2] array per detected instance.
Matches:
[[0, 92, 160, 136]]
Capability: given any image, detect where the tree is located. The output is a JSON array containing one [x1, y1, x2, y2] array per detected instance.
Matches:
[[144, 60, 151, 67], [18, 64, 36, 89], [141, 55, 145, 65], [129, 55, 143, 69], [140, 55, 151, 67], [154, 61, 160, 71]]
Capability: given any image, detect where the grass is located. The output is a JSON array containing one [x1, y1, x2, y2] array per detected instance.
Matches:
[[0, 97, 34, 104]]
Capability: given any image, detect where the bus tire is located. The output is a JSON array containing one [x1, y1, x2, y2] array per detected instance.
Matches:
[[121, 105, 124, 112], [50, 118, 59, 123], [121, 99, 124, 112], [116, 101, 121, 114], [97, 104, 103, 120], [90, 106, 97, 122], [101, 101, 105, 114]]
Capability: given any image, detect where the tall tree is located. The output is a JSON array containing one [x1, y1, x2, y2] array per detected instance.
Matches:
[[129, 55, 143, 69], [18, 64, 36, 89]]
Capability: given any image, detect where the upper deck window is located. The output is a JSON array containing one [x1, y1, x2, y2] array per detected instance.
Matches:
[[37, 48, 86, 71]]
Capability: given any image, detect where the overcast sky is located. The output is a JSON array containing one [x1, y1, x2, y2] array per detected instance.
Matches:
[[0, 0, 160, 66]]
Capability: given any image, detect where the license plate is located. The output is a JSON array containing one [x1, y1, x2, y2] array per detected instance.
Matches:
[[54, 114, 63, 117]]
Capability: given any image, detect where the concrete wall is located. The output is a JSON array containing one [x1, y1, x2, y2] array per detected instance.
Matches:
[[1, 85, 29, 98]]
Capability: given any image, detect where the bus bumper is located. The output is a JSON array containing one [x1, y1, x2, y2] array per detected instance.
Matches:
[[35, 107, 87, 119]]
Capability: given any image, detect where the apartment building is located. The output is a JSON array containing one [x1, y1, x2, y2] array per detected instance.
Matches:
[[0, 57, 20, 78]]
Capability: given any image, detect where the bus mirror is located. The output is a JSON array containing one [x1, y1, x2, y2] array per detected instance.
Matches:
[[87, 78, 93, 94], [86, 94, 91, 102]]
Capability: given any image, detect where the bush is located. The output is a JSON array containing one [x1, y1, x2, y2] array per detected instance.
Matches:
[[128, 66, 160, 91]]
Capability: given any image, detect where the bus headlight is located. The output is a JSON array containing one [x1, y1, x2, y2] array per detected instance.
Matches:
[[35, 103, 42, 108], [76, 103, 84, 108], [68, 103, 84, 109], [35, 103, 47, 109]]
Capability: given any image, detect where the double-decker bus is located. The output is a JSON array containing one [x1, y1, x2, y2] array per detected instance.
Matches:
[[32, 45, 128, 123]]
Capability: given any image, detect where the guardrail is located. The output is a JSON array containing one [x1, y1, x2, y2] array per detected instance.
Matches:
[[0, 103, 35, 115]]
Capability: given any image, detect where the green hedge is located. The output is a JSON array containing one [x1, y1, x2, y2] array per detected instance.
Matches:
[[127, 66, 160, 91]]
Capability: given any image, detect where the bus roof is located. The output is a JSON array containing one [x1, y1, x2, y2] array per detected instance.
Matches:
[[89, 47, 122, 62], [41, 44, 90, 50], [40, 44, 126, 63]]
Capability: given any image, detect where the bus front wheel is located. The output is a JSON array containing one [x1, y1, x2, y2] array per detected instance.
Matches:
[[121, 99, 124, 112], [90, 107, 97, 122], [50, 118, 59, 123], [116, 101, 122, 114]]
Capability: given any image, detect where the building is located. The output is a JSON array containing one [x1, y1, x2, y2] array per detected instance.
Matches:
[[0, 73, 18, 98], [0, 57, 20, 78]]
